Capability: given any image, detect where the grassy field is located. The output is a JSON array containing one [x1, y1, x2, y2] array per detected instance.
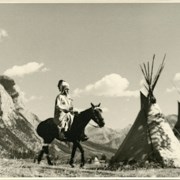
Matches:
[[0, 158, 180, 178]]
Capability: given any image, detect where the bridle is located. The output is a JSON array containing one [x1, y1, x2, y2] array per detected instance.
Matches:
[[90, 107, 103, 128], [89, 123, 99, 128]]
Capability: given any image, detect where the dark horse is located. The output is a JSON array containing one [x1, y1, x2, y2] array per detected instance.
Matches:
[[36, 103, 105, 167]]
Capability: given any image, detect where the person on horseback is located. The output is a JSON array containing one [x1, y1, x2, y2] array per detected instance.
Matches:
[[53, 79, 88, 141]]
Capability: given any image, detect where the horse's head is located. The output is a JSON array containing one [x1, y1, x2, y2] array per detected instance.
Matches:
[[90, 103, 105, 128]]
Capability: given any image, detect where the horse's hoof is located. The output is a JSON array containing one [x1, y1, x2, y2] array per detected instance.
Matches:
[[80, 163, 84, 168], [47, 160, 53, 165], [48, 162, 53, 166], [69, 163, 75, 168]]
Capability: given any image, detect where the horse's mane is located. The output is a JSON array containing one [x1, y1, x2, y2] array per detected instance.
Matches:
[[70, 107, 92, 131], [74, 107, 91, 122], [78, 107, 92, 116]]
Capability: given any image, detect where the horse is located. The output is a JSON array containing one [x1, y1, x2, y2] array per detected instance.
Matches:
[[36, 103, 105, 168]]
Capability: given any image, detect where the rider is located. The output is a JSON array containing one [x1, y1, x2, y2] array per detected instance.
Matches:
[[53, 79, 88, 141]]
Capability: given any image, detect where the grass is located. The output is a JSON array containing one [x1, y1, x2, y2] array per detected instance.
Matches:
[[0, 158, 180, 178]]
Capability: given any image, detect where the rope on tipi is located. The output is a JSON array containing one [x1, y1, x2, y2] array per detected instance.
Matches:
[[173, 127, 180, 138], [139, 54, 166, 161]]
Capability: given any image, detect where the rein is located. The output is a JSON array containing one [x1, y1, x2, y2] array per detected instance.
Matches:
[[90, 107, 102, 128], [89, 123, 99, 128]]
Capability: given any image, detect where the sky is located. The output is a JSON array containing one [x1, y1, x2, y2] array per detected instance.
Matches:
[[1, 3, 180, 130]]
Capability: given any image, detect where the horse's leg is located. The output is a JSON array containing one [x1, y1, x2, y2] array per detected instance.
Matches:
[[76, 142, 85, 168], [69, 142, 77, 168], [37, 147, 45, 164], [43, 144, 53, 165], [36, 119, 55, 165]]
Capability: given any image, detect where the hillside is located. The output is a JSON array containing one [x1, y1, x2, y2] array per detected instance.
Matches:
[[0, 76, 41, 158], [86, 124, 131, 149], [85, 114, 180, 152], [166, 114, 178, 129]]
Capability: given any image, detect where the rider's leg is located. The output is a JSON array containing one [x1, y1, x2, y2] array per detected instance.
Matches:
[[55, 123, 68, 141], [81, 129, 89, 141]]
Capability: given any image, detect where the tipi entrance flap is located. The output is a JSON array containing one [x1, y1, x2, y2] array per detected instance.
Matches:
[[112, 92, 152, 163]]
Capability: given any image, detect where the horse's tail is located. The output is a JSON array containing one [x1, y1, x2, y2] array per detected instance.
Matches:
[[36, 121, 44, 137], [36, 118, 59, 141], [36, 118, 53, 137]]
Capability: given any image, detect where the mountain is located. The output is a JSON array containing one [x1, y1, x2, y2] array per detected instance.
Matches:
[[86, 124, 131, 149], [85, 114, 180, 151], [0, 75, 42, 158], [166, 114, 177, 129]]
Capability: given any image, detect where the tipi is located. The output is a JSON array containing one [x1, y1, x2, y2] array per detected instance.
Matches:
[[173, 102, 180, 139], [111, 55, 180, 167]]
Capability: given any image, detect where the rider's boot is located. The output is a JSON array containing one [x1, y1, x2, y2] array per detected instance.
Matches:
[[81, 131, 89, 141]]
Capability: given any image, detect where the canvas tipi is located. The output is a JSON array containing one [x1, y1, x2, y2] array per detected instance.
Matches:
[[111, 55, 180, 167], [173, 102, 180, 139]]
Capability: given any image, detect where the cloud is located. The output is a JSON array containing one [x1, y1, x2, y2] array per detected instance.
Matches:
[[14, 85, 42, 104], [13, 85, 43, 109], [166, 85, 180, 94], [0, 29, 8, 42], [24, 95, 43, 102], [41, 67, 50, 72], [166, 73, 180, 93], [101, 107, 109, 112], [3, 62, 50, 77], [173, 73, 180, 82], [72, 73, 139, 98], [140, 78, 146, 87], [166, 87, 176, 93]]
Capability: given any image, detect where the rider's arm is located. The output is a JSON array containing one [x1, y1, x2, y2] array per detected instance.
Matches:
[[56, 95, 71, 113]]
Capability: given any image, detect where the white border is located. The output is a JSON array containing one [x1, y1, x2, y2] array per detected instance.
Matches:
[[0, 0, 180, 3], [1, 1, 180, 179]]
